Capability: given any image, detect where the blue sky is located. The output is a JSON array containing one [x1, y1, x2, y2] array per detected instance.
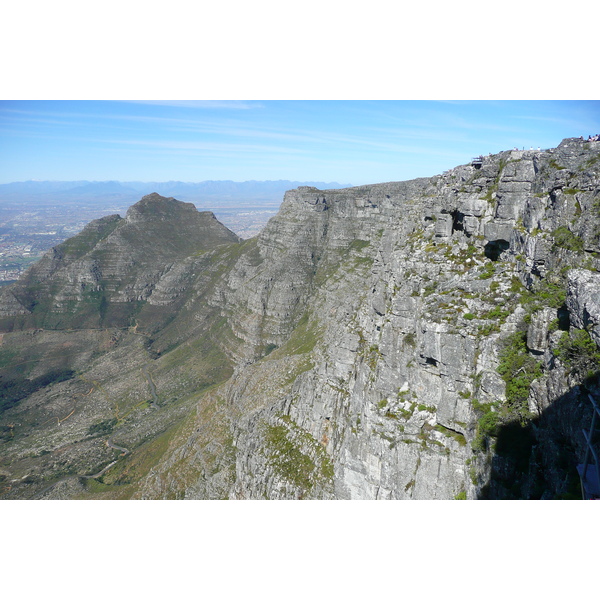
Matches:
[[1, 100, 599, 186]]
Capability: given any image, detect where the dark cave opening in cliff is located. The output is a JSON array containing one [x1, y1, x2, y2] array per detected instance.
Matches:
[[450, 209, 465, 234], [558, 305, 571, 330], [484, 239, 510, 261]]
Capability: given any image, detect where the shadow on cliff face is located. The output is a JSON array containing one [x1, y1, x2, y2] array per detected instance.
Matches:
[[478, 372, 600, 500]]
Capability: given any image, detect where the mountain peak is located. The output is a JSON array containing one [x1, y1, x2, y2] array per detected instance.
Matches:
[[125, 193, 199, 223], [1, 139, 599, 501]]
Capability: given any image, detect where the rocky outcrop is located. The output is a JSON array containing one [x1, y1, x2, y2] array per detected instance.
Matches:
[[567, 269, 600, 346], [0, 193, 240, 330], [1, 139, 599, 500], [210, 138, 600, 500]]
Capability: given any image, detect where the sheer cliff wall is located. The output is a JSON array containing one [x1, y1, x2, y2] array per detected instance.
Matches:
[[137, 138, 600, 499], [1, 139, 599, 500]]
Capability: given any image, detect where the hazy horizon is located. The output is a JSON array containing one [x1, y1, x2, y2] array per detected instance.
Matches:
[[2, 100, 599, 188]]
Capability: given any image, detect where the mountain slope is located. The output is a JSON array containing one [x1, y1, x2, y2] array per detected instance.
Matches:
[[0, 193, 240, 331], [1, 138, 600, 500]]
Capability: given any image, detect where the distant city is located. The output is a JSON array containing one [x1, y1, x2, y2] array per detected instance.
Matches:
[[0, 202, 129, 283], [0, 179, 351, 283]]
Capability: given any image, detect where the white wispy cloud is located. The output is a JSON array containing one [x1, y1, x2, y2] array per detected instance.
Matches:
[[511, 113, 597, 131], [0, 112, 81, 128], [99, 137, 312, 156], [0, 104, 498, 155], [123, 100, 264, 110]]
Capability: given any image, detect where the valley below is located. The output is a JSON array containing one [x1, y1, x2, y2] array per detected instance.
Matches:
[[1, 138, 600, 500]]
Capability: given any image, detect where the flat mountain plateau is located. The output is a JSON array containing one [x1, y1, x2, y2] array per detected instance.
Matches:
[[1, 137, 599, 500]]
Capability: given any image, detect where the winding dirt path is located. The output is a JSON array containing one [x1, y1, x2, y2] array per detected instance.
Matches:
[[31, 434, 130, 499], [26, 353, 157, 498]]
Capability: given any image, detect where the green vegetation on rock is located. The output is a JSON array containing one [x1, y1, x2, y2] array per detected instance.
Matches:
[[0, 369, 75, 414], [554, 328, 600, 379], [551, 226, 584, 252], [497, 330, 541, 418], [278, 312, 321, 356], [263, 414, 333, 494], [87, 418, 118, 437]]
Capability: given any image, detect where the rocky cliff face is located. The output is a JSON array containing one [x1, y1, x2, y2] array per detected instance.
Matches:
[[1, 139, 599, 500], [0, 193, 240, 331]]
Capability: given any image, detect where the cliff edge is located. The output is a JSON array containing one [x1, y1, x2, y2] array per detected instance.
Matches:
[[1, 139, 599, 500]]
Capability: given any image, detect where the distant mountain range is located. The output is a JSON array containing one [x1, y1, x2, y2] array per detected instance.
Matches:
[[0, 179, 353, 206], [1, 139, 599, 500]]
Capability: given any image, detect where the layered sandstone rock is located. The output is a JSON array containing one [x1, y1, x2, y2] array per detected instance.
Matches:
[[1, 139, 599, 500]]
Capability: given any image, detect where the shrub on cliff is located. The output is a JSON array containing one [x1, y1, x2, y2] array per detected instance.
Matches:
[[554, 328, 600, 380], [497, 331, 542, 419], [551, 226, 584, 252]]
